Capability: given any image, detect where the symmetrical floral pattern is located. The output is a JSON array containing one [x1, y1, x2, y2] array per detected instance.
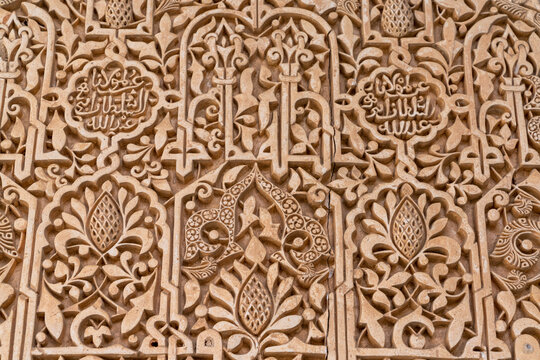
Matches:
[[347, 181, 477, 354], [34, 173, 168, 351]]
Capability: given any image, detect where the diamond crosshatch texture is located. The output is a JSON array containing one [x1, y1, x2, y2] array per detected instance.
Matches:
[[0, 0, 538, 359]]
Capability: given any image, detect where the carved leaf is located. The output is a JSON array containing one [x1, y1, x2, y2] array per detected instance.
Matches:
[[474, 68, 496, 102], [245, 235, 266, 265], [54, 229, 87, 258], [496, 291, 516, 323], [258, 87, 278, 132], [223, 165, 247, 187], [275, 277, 294, 306], [10, 118, 25, 144], [306, 63, 325, 93], [189, 58, 205, 96], [235, 69, 258, 116], [446, 291, 471, 350], [531, 285, 540, 306], [438, 18, 463, 63], [155, 113, 175, 155], [209, 284, 234, 312], [266, 314, 303, 334], [522, 300, 540, 323], [338, 16, 359, 55], [103, 264, 130, 280], [309, 282, 326, 312], [274, 294, 302, 321], [267, 263, 279, 293], [183, 279, 200, 312], [239, 196, 258, 235], [238, 124, 257, 152], [208, 306, 235, 322], [44, 0, 71, 19], [259, 207, 281, 245], [38, 281, 64, 342], [446, 116, 468, 152], [121, 285, 154, 334], [358, 291, 385, 348]]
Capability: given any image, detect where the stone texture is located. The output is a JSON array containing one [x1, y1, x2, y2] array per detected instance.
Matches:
[[0, 0, 538, 359]]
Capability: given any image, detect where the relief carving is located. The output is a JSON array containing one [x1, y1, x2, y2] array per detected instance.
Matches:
[[0, 0, 537, 359], [64, 54, 160, 145], [172, 165, 332, 359], [343, 178, 480, 357], [32, 172, 169, 354]]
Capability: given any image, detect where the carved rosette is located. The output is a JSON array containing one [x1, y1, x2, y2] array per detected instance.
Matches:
[[33, 171, 169, 352]]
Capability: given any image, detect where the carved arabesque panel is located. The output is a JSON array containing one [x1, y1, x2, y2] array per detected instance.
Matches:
[[171, 164, 334, 359], [342, 176, 482, 358], [0, 0, 538, 359], [30, 171, 171, 356]]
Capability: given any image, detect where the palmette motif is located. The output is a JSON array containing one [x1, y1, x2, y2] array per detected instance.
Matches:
[[0, 0, 538, 359]]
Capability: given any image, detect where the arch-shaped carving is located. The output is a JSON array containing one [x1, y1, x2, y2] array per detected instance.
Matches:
[[0, 4, 56, 183], [163, 4, 337, 182], [28, 169, 171, 354]]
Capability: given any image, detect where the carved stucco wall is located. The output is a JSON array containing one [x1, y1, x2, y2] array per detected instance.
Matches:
[[0, 0, 538, 359]]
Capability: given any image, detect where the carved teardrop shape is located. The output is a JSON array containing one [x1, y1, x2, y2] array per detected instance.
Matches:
[[381, 0, 414, 38], [390, 196, 426, 259], [87, 191, 123, 252], [238, 274, 273, 335]]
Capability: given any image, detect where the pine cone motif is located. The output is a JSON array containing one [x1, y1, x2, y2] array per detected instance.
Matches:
[[105, 0, 134, 29], [88, 192, 123, 252], [391, 197, 426, 259], [381, 0, 414, 38], [238, 275, 273, 335]]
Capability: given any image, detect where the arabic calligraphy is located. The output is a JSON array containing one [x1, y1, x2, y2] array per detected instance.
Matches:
[[360, 70, 439, 140], [68, 63, 156, 136]]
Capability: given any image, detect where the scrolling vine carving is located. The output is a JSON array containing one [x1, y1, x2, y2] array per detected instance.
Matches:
[[0, 0, 537, 360]]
